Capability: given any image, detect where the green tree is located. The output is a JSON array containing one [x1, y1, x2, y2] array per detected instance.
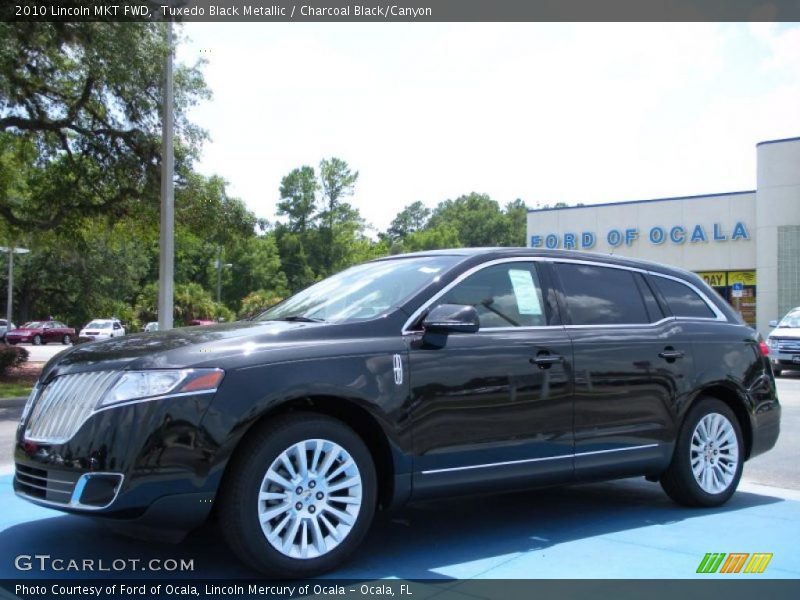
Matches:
[[428, 192, 508, 247], [318, 157, 359, 274], [501, 198, 528, 246], [277, 166, 318, 233], [386, 200, 430, 241], [0, 22, 208, 233]]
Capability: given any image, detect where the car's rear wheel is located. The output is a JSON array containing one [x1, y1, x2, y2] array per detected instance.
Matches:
[[661, 397, 743, 507], [62, 334, 71, 345], [32, 335, 42, 346], [218, 413, 377, 577]]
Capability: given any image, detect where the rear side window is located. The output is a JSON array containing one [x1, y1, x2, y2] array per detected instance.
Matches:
[[555, 263, 649, 325], [652, 276, 716, 319]]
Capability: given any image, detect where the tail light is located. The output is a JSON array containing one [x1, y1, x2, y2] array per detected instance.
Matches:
[[759, 340, 770, 356]]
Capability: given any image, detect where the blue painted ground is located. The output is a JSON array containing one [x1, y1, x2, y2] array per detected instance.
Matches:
[[1, 474, 799, 580]]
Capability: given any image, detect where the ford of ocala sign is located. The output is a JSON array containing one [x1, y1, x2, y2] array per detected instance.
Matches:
[[530, 222, 750, 249]]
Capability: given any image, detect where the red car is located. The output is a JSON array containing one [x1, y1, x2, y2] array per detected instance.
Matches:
[[5, 320, 76, 345]]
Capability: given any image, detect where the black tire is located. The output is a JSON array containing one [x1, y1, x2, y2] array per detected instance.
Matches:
[[62, 334, 72, 345], [218, 413, 377, 577], [660, 397, 744, 507], [773, 367, 782, 377], [32, 335, 42, 346]]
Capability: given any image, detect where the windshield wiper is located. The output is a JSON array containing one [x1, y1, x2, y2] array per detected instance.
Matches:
[[273, 316, 327, 323]]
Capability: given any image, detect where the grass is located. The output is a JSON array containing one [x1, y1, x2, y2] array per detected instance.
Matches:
[[0, 361, 42, 398], [0, 381, 32, 398]]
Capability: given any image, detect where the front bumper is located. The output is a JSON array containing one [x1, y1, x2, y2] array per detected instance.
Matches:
[[769, 350, 800, 370], [14, 391, 221, 538]]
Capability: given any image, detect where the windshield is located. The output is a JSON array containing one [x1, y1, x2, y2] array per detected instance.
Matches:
[[257, 256, 461, 324], [778, 311, 800, 328], [22, 322, 43, 329], [85, 321, 112, 329]]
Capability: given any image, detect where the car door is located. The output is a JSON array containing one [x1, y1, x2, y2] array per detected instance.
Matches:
[[406, 259, 574, 498], [112, 321, 123, 337], [550, 261, 694, 480], [42, 322, 56, 342]]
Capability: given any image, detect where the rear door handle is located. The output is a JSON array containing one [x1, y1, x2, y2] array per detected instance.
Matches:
[[658, 349, 685, 361]]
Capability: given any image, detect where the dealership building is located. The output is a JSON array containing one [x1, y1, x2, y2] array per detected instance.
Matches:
[[527, 136, 800, 336]]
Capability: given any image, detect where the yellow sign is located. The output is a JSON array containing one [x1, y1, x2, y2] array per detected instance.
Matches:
[[697, 271, 726, 287], [728, 270, 757, 286]]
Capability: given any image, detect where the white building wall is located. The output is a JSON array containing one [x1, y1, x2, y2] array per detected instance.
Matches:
[[756, 138, 800, 334], [527, 192, 757, 271], [526, 136, 800, 336]]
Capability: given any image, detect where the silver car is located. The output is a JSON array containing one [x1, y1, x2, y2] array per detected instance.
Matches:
[[0, 319, 16, 341], [766, 307, 800, 376]]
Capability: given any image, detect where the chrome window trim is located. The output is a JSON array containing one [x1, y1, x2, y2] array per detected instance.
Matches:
[[420, 443, 661, 475], [401, 254, 725, 334]]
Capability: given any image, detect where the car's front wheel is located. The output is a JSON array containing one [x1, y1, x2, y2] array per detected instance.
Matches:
[[62, 334, 71, 345], [32, 335, 42, 346], [218, 413, 377, 577], [660, 397, 743, 507]]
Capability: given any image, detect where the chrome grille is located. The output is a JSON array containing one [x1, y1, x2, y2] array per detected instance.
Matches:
[[24, 371, 120, 444], [773, 338, 800, 353]]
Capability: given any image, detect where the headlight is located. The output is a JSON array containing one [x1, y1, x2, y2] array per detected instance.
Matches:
[[767, 337, 777, 347], [98, 369, 224, 407]]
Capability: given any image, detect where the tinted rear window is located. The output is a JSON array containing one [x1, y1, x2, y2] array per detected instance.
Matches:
[[652, 276, 716, 319], [555, 263, 650, 325]]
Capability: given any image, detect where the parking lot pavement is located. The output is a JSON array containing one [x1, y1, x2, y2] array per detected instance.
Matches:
[[1, 377, 798, 580], [0, 475, 798, 580], [12, 343, 69, 363]]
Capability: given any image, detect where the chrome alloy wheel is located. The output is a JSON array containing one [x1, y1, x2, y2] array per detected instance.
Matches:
[[690, 412, 739, 494], [257, 438, 363, 560]]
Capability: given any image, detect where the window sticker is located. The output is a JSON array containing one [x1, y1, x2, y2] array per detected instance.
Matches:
[[508, 269, 542, 315]]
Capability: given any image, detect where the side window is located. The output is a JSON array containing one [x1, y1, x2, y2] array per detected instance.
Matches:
[[113, 323, 121, 330], [652, 276, 716, 319], [555, 263, 650, 325], [437, 263, 547, 328], [635, 273, 665, 323]]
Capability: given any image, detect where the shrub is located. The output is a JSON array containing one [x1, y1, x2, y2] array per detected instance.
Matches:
[[0, 344, 29, 373]]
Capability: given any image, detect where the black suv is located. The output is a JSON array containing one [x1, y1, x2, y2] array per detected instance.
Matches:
[[15, 249, 780, 577]]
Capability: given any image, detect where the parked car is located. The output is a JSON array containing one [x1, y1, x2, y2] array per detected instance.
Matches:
[[766, 306, 800, 376], [6, 320, 75, 345], [188, 319, 216, 326], [14, 249, 781, 577], [79, 318, 126, 341], [143, 322, 159, 333], [0, 319, 16, 341]]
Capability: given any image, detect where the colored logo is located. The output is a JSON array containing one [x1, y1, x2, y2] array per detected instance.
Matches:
[[696, 552, 772, 574]]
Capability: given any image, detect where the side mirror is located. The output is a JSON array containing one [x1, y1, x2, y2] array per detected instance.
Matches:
[[422, 304, 480, 334], [769, 320, 778, 328]]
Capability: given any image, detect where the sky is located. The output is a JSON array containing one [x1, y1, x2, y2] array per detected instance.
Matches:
[[176, 22, 800, 234]]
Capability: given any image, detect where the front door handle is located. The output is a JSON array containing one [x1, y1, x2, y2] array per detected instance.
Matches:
[[530, 353, 564, 369], [658, 348, 685, 361]]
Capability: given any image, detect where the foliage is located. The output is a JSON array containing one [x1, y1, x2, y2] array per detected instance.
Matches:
[[0, 344, 28, 374], [239, 290, 285, 319], [0, 23, 539, 330], [0, 22, 208, 233]]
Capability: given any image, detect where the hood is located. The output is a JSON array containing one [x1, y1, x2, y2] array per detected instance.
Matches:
[[768, 327, 800, 340], [39, 319, 347, 381]]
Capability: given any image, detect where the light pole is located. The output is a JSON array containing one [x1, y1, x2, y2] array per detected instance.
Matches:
[[157, 18, 175, 331], [215, 249, 233, 303], [1, 246, 30, 330]]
